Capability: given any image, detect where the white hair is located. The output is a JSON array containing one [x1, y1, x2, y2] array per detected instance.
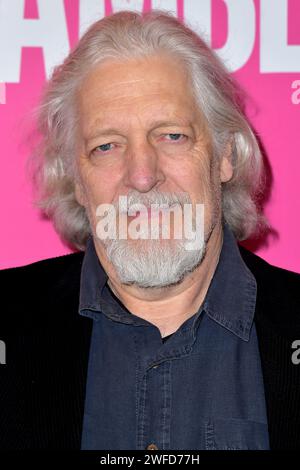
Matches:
[[29, 10, 268, 250]]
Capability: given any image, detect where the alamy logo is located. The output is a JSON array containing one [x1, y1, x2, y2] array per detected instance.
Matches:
[[0, 340, 6, 365], [291, 340, 300, 365], [95, 196, 204, 251]]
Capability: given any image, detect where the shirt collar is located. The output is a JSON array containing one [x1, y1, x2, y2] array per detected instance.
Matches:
[[202, 221, 257, 341], [79, 221, 257, 341], [78, 234, 115, 320]]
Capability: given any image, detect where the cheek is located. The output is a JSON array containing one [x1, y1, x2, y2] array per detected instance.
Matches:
[[169, 154, 221, 226], [76, 175, 112, 232], [167, 153, 212, 200], [80, 165, 119, 206]]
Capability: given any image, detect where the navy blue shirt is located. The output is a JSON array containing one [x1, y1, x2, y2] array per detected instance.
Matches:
[[79, 222, 270, 450]]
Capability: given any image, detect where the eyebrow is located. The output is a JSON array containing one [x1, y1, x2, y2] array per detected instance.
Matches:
[[84, 128, 118, 141], [85, 120, 193, 142]]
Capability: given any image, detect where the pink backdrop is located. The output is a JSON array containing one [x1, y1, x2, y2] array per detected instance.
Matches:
[[0, 0, 299, 272]]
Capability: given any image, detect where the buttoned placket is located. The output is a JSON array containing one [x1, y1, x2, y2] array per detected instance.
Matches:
[[130, 312, 203, 451]]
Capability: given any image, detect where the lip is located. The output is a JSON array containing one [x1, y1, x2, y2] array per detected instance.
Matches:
[[128, 208, 155, 220], [127, 205, 180, 220]]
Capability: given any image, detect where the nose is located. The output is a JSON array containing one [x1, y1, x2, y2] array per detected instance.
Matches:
[[122, 137, 165, 193]]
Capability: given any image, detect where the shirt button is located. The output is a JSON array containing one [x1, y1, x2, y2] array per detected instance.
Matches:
[[147, 443, 158, 450]]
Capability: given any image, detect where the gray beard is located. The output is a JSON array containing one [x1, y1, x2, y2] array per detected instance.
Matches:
[[98, 188, 219, 288], [102, 229, 211, 289]]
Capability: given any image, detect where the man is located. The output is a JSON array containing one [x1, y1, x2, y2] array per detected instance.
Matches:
[[0, 10, 299, 450]]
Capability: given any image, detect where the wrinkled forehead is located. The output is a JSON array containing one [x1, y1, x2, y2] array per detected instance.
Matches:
[[76, 55, 207, 136], [77, 55, 197, 111]]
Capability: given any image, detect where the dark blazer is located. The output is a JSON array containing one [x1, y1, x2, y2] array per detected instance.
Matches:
[[0, 245, 299, 450]]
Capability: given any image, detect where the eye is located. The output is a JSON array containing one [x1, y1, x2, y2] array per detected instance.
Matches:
[[164, 133, 187, 142], [93, 142, 114, 153]]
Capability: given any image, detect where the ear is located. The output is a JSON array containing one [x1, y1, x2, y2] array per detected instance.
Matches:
[[74, 181, 86, 207], [220, 139, 234, 183]]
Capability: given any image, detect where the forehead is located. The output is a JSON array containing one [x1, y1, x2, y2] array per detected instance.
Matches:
[[77, 54, 200, 129]]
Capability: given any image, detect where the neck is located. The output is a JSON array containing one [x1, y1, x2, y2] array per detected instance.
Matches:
[[95, 223, 224, 338]]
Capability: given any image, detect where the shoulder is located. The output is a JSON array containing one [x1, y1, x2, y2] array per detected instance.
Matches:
[[0, 251, 85, 328], [0, 250, 85, 291], [238, 244, 300, 334], [0, 250, 84, 277], [238, 244, 300, 289]]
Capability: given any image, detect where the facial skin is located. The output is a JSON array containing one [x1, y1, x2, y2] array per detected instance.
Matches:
[[75, 54, 233, 338]]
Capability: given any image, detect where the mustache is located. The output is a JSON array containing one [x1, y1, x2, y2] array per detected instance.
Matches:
[[114, 189, 192, 214]]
